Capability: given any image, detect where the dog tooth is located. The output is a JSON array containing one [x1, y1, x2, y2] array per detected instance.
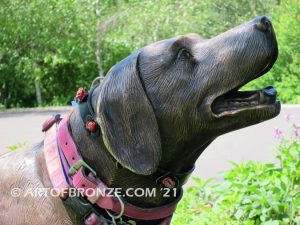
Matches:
[[258, 90, 265, 104]]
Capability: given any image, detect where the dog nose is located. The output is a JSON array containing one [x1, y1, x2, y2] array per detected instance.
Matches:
[[255, 16, 272, 32]]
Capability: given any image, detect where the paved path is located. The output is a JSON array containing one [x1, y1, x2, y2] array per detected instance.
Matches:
[[0, 105, 299, 184], [0, 107, 72, 153]]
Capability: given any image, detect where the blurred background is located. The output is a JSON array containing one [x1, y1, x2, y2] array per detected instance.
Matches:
[[0, 0, 299, 109], [1, 2, 299, 223], [0, 0, 299, 179]]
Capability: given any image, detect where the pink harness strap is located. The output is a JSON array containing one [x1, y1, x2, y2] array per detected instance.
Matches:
[[44, 116, 178, 224], [57, 117, 179, 219], [43, 121, 69, 198]]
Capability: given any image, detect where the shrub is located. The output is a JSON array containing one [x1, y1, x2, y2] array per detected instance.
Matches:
[[173, 119, 300, 225]]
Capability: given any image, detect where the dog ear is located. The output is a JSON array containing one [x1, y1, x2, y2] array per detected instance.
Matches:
[[95, 53, 161, 175]]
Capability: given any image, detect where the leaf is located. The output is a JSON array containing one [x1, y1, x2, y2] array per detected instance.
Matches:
[[241, 198, 252, 204], [293, 217, 300, 224], [192, 177, 203, 186], [228, 160, 239, 168], [202, 178, 215, 187], [234, 209, 245, 220], [262, 220, 280, 225]]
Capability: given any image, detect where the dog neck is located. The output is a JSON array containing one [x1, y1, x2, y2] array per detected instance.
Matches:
[[68, 107, 180, 208], [68, 85, 199, 208]]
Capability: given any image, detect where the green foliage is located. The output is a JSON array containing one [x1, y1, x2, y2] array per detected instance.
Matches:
[[173, 124, 300, 225], [0, 0, 299, 108], [244, 0, 300, 103], [6, 141, 28, 151], [0, 0, 98, 107]]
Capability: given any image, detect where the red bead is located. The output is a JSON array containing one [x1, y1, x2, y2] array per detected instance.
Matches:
[[86, 121, 97, 132], [161, 177, 176, 188], [75, 87, 88, 102]]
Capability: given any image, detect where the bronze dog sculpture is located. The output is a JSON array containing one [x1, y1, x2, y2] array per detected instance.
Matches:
[[0, 16, 280, 225]]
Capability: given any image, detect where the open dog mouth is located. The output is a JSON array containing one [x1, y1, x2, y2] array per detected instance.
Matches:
[[211, 85, 278, 115], [211, 39, 279, 116]]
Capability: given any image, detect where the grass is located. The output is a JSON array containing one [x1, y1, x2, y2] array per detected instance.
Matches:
[[6, 141, 28, 151]]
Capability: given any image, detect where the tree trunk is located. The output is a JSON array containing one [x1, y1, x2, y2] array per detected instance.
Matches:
[[95, 0, 104, 77], [35, 80, 42, 106]]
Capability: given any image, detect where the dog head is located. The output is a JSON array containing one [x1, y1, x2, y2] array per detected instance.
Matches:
[[95, 16, 280, 175]]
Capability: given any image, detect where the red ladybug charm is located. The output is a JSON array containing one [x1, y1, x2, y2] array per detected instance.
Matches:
[[86, 121, 97, 132], [161, 177, 176, 188], [75, 87, 88, 102]]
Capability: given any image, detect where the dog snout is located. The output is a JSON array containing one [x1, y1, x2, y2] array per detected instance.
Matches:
[[254, 16, 272, 33]]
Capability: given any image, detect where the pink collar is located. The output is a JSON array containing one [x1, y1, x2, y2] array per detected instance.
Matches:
[[43, 116, 180, 224]]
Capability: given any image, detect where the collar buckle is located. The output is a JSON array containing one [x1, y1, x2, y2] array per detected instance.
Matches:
[[69, 159, 97, 177]]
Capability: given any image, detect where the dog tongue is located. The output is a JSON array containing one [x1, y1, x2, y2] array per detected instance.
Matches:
[[258, 86, 277, 104], [262, 86, 277, 96]]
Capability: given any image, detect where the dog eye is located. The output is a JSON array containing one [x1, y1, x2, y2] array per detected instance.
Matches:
[[177, 48, 191, 60]]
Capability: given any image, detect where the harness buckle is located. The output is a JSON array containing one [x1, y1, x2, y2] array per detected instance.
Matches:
[[69, 159, 97, 177]]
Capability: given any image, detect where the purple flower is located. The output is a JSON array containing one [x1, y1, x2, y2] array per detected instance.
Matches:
[[294, 124, 300, 139], [294, 123, 300, 130], [284, 114, 292, 121], [274, 128, 283, 139], [295, 130, 300, 138]]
